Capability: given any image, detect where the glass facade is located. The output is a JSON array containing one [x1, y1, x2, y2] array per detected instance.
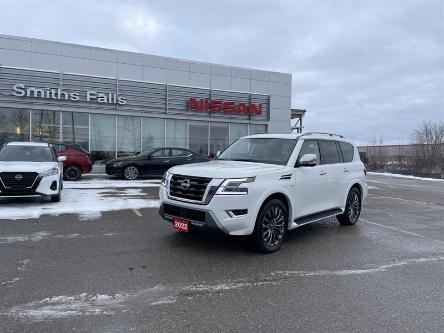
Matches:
[[118, 115, 141, 157], [143, 118, 165, 151], [90, 114, 116, 161], [0, 108, 268, 160], [0, 108, 29, 145]]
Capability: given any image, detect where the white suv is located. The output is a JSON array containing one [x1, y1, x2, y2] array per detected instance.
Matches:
[[0, 142, 65, 202], [159, 132, 368, 253]]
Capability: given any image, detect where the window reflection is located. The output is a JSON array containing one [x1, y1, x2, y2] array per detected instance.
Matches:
[[210, 122, 228, 158], [118, 116, 141, 157], [32, 110, 60, 141], [62, 112, 89, 150], [90, 114, 116, 161], [189, 121, 208, 155], [166, 119, 187, 149], [142, 118, 164, 152], [0, 108, 29, 145]]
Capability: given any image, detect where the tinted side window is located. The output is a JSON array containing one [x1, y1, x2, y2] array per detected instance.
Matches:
[[53, 144, 65, 153], [297, 140, 321, 165], [319, 140, 341, 164], [339, 142, 354, 162], [151, 149, 171, 158], [171, 149, 189, 157]]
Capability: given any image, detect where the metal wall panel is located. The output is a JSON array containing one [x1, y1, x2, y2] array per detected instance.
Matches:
[[0, 67, 269, 121]]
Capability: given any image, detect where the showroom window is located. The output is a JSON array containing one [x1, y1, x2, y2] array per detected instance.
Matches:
[[90, 114, 116, 161], [166, 119, 187, 149], [0, 108, 30, 146], [32, 110, 61, 142], [210, 122, 229, 158], [189, 121, 209, 155], [229, 123, 248, 144], [118, 116, 141, 157], [142, 118, 165, 152], [62, 112, 89, 150], [249, 124, 267, 135]]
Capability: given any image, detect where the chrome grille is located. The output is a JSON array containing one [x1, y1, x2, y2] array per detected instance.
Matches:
[[0, 172, 38, 189], [169, 175, 212, 202]]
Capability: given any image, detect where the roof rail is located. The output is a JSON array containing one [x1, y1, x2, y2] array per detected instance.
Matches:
[[300, 132, 344, 138]]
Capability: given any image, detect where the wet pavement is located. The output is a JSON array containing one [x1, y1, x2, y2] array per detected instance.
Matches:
[[0, 174, 443, 332]]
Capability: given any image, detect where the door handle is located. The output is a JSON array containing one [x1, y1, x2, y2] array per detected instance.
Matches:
[[343, 168, 349, 172], [163, 160, 170, 163], [319, 171, 327, 176]]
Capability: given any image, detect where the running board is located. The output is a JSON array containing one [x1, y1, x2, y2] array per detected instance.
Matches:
[[293, 208, 343, 226]]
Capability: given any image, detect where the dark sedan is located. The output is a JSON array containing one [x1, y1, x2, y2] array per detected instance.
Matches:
[[105, 148, 210, 180]]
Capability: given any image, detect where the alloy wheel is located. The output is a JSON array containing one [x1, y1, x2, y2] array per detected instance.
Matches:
[[124, 166, 139, 180], [347, 191, 361, 223], [262, 205, 285, 248]]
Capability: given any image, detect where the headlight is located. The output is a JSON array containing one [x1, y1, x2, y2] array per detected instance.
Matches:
[[216, 177, 255, 195], [113, 161, 123, 167], [161, 171, 170, 187], [39, 168, 59, 177]]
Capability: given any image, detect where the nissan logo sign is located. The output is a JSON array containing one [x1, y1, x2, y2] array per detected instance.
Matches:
[[15, 174, 23, 181], [181, 179, 191, 190]]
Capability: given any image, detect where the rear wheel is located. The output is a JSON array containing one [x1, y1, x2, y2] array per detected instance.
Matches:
[[64, 165, 82, 181], [253, 199, 288, 253], [337, 187, 361, 225], [123, 165, 139, 180]]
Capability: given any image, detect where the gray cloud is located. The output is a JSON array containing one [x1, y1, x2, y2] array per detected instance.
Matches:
[[0, 0, 442, 143]]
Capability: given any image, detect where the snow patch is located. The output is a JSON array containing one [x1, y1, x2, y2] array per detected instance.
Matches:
[[368, 172, 444, 182], [65, 179, 160, 189], [0, 186, 159, 221], [0, 231, 51, 244]]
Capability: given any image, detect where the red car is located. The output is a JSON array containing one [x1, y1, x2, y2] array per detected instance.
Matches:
[[44, 141, 93, 181]]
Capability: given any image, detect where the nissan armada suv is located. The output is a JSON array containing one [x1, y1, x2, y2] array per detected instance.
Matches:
[[159, 132, 368, 253]]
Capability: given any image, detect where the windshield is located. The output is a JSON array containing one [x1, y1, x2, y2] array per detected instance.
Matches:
[[217, 138, 297, 165], [0, 145, 54, 162]]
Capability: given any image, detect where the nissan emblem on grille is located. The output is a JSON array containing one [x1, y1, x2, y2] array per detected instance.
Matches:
[[181, 179, 191, 190], [15, 174, 23, 181]]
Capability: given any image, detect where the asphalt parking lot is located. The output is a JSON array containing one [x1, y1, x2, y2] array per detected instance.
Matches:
[[0, 173, 443, 333]]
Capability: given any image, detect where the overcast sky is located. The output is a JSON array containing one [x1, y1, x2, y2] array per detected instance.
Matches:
[[0, 0, 443, 144]]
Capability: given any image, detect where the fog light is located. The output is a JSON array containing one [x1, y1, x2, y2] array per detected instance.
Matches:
[[50, 181, 57, 191], [226, 209, 248, 217]]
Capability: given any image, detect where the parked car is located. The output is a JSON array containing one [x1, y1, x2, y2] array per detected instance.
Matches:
[[44, 141, 93, 181], [159, 132, 368, 253], [105, 147, 210, 180], [0, 142, 65, 202]]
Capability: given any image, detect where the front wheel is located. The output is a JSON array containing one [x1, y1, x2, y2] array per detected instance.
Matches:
[[123, 165, 139, 180], [64, 165, 82, 181], [253, 199, 288, 253], [51, 191, 61, 202], [337, 187, 361, 225]]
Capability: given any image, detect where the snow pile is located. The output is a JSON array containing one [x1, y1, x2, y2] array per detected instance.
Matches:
[[368, 172, 444, 182], [0, 179, 160, 221]]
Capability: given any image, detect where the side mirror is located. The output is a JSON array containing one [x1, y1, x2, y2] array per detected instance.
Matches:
[[216, 151, 221, 158], [297, 154, 317, 167], [58, 156, 67, 162]]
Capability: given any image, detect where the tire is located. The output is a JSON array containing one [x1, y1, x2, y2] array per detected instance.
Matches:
[[51, 191, 61, 202], [64, 165, 82, 181], [253, 199, 288, 253], [123, 165, 139, 180], [337, 187, 361, 225]]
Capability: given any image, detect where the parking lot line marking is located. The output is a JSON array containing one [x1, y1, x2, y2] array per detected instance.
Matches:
[[360, 218, 444, 245], [368, 193, 441, 207], [132, 209, 143, 217]]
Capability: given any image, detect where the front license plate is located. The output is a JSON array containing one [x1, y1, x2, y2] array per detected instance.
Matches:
[[173, 218, 189, 233]]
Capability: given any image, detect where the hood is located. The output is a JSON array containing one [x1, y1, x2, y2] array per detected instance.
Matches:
[[169, 160, 285, 178], [0, 161, 59, 173]]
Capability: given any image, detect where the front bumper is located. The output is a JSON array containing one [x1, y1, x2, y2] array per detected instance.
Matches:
[[159, 185, 255, 236], [0, 174, 61, 197], [105, 164, 123, 176]]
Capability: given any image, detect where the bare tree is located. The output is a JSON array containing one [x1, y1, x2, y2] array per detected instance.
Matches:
[[411, 121, 444, 174]]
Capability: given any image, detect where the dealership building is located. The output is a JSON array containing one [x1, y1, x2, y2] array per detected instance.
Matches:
[[0, 34, 292, 160]]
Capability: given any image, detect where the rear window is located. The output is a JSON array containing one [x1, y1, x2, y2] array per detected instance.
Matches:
[[319, 140, 341, 164], [339, 142, 354, 162], [70, 145, 89, 154]]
